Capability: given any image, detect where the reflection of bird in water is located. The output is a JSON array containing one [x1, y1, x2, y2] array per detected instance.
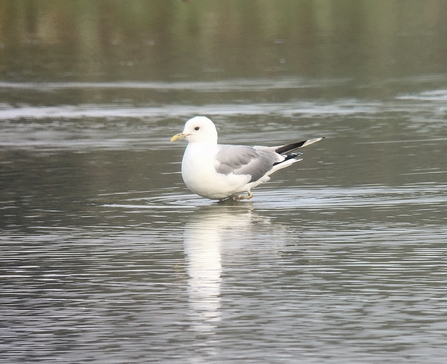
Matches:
[[183, 204, 299, 333], [183, 205, 254, 333], [171, 116, 323, 201]]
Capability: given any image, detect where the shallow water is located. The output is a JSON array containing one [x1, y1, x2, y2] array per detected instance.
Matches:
[[2, 79, 447, 363], [2, 1, 447, 363]]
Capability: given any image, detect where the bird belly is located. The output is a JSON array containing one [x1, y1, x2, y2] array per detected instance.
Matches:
[[181, 146, 250, 199]]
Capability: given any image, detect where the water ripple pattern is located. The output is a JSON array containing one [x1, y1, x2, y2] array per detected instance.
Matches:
[[1, 77, 447, 363]]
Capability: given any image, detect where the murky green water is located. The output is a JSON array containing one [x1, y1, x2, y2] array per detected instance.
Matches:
[[1, 1, 447, 363]]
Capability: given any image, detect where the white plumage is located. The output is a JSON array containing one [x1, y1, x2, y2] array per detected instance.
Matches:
[[171, 116, 323, 201]]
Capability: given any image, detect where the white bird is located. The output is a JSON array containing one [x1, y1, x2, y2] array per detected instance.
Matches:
[[171, 116, 323, 201]]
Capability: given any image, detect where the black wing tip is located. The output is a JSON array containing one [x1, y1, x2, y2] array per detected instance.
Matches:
[[275, 137, 324, 154], [273, 152, 302, 166]]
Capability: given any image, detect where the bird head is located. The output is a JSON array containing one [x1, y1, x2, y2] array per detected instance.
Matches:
[[171, 116, 218, 144]]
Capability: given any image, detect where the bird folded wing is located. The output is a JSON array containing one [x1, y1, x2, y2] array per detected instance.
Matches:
[[214, 145, 279, 182]]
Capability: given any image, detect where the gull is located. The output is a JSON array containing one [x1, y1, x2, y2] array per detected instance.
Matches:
[[171, 116, 323, 201]]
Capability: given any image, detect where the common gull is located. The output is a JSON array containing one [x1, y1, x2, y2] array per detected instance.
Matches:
[[171, 116, 323, 201]]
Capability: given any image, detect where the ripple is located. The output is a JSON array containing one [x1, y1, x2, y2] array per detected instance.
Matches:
[[0, 78, 349, 93], [250, 183, 447, 210], [103, 196, 208, 210], [0, 100, 378, 121], [98, 182, 447, 211], [397, 89, 447, 101]]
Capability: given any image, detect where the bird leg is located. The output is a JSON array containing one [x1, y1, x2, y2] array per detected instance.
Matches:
[[234, 191, 253, 201]]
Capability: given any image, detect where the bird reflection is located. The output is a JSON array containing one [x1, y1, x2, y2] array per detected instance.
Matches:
[[183, 204, 254, 333]]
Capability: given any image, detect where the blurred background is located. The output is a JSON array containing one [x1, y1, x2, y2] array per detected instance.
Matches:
[[1, 0, 447, 88]]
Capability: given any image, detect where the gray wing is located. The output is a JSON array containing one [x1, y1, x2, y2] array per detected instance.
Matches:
[[215, 145, 281, 182]]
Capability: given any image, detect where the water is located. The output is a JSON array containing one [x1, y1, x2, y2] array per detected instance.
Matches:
[[2, 1, 447, 363]]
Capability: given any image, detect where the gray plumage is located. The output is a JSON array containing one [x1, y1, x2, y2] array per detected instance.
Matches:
[[215, 145, 282, 182]]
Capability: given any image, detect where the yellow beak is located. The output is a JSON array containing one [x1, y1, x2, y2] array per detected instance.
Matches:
[[171, 133, 188, 142]]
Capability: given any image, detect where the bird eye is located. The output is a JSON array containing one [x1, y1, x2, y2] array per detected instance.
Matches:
[[194, 126, 200, 131]]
